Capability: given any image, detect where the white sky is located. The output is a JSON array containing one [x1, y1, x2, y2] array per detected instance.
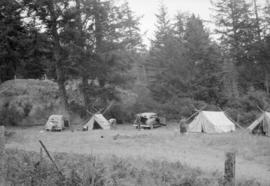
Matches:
[[125, 0, 213, 44], [123, 0, 266, 45]]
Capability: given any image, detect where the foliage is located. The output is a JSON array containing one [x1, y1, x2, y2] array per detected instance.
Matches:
[[0, 0, 48, 82], [147, 4, 223, 114], [2, 0, 270, 126], [142, 1, 270, 123], [0, 105, 23, 126], [224, 90, 270, 125], [4, 149, 262, 186]]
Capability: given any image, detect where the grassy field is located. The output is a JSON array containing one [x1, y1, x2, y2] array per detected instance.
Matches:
[[5, 123, 270, 185], [5, 149, 224, 186]]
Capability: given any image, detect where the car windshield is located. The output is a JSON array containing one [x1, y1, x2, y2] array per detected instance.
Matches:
[[139, 113, 157, 119]]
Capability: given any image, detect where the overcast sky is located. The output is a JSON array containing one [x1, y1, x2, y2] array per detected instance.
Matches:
[[124, 0, 213, 44], [122, 0, 265, 45]]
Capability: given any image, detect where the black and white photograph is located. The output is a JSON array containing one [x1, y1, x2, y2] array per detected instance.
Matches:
[[0, 0, 270, 185]]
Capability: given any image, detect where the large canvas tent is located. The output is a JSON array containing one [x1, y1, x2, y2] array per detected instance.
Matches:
[[83, 114, 111, 130], [188, 111, 236, 133], [248, 112, 270, 136]]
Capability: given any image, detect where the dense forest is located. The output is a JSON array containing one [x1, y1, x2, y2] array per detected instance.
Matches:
[[1, 0, 270, 125]]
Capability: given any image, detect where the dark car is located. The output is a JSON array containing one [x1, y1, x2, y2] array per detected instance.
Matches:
[[133, 112, 166, 129]]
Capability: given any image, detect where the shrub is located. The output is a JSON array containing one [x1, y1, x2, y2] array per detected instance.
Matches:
[[106, 104, 135, 124], [224, 90, 270, 126], [4, 149, 263, 186], [69, 101, 87, 118], [0, 105, 23, 126]]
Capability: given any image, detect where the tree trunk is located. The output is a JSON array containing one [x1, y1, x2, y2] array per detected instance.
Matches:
[[75, 0, 91, 110], [94, 0, 102, 53], [253, 0, 261, 40], [0, 126, 6, 186], [231, 71, 239, 98], [223, 59, 239, 98], [48, 1, 69, 118], [81, 75, 90, 109], [265, 70, 269, 95]]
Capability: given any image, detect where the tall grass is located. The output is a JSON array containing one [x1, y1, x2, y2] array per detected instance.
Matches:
[[4, 149, 261, 186]]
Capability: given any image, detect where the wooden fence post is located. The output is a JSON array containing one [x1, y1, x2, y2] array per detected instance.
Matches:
[[0, 126, 6, 186], [40, 147, 43, 164], [224, 152, 236, 186]]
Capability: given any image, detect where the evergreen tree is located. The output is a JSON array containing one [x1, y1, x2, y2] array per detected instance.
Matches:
[[147, 4, 183, 101], [263, 0, 270, 33], [184, 15, 222, 104], [0, 0, 48, 82], [173, 12, 186, 40], [151, 4, 172, 48], [0, 0, 24, 82], [19, 21, 50, 79], [118, 1, 144, 51], [55, 0, 144, 111], [211, 0, 255, 97]]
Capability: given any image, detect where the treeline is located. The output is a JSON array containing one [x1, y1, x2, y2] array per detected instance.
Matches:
[[0, 0, 144, 118], [142, 0, 270, 124], [1, 0, 270, 124]]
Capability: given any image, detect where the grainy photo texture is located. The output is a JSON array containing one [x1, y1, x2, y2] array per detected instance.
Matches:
[[0, 0, 270, 185]]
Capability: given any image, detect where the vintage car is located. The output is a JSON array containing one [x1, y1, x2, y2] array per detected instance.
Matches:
[[133, 112, 166, 129], [45, 115, 69, 131]]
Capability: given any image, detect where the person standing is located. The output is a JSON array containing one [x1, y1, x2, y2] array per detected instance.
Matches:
[[179, 117, 187, 134]]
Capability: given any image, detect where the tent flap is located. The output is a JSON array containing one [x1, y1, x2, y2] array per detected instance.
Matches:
[[83, 114, 111, 130], [248, 112, 270, 136]]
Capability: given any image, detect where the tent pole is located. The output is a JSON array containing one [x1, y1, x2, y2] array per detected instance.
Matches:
[[218, 106, 245, 130], [102, 101, 115, 115], [185, 105, 207, 122], [224, 111, 245, 130], [256, 105, 264, 112]]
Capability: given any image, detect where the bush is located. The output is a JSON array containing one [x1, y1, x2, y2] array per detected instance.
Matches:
[[0, 105, 23, 126], [107, 96, 210, 122], [5, 150, 214, 186], [4, 149, 262, 186], [109, 88, 270, 126], [224, 90, 270, 126], [106, 104, 134, 124], [69, 101, 87, 118]]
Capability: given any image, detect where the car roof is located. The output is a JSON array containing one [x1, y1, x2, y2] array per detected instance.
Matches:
[[137, 112, 157, 118]]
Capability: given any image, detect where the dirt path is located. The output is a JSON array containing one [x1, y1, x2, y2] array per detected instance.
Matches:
[[6, 127, 270, 185]]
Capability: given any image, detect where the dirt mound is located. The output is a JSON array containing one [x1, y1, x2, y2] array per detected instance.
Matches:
[[0, 79, 83, 126]]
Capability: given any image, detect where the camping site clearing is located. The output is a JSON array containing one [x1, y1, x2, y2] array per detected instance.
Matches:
[[6, 123, 270, 185]]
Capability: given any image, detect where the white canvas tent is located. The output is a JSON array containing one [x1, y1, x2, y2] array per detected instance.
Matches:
[[83, 114, 111, 130], [45, 115, 65, 131], [188, 111, 236, 133], [248, 112, 270, 136]]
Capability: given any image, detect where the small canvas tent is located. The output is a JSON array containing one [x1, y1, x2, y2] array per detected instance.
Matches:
[[248, 112, 270, 136], [83, 114, 111, 130], [45, 115, 65, 131], [188, 111, 236, 133]]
